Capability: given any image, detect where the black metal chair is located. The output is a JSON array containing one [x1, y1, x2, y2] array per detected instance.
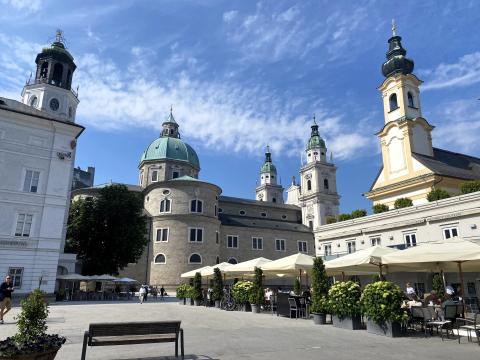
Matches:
[[421, 307, 452, 340], [269, 294, 277, 315], [288, 298, 299, 319], [457, 312, 480, 345]]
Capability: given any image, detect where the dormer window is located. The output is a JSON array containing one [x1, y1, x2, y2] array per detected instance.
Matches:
[[151, 170, 158, 182], [407, 92, 415, 108], [389, 93, 398, 111]]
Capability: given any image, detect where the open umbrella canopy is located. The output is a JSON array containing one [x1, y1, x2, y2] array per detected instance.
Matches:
[[261, 253, 314, 274], [381, 239, 480, 272], [88, 274, 118, 281], [223, 257, 271, 276], [201, 262, 231, 277], [113, 277, 138, 283], [325, 245, 398, 275], [180, 266, 211, 278], [56, 274, 90, 281]]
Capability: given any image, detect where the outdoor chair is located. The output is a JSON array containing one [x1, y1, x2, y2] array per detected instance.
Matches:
[[409, 306, 425, 331], [457, 312, 480, 345], [420, 307, 452, 340], [298, 297, 308, 318], [269, 294, 277, 315], [288, 298, 299, 319]]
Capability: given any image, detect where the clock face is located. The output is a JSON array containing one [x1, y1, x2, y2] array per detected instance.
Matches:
[[49, 98, 59, 111]]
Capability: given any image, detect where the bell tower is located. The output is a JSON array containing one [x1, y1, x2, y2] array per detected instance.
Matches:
[[255, 146, 284, 204], [21, 30, 79, 122]]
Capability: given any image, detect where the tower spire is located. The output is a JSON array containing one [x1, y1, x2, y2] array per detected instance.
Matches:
[[391, 19, 396, 36]]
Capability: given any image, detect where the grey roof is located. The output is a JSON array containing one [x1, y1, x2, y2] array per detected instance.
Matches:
[[412, 148, 480, 180], [0, 96, 84, 132], [219, 214, 312, 233], [219, 195, 300, 210]]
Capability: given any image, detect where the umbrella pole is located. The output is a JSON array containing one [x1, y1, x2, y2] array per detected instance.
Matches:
[[341, 272, 345, 281], [379, 264, 383, 278], [457, 262, 466, 314], [441, 270, 446, 289], [299, 269, 302, 291]]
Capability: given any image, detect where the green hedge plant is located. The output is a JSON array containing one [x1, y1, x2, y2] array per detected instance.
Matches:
[[293, 278, 301, 295], [372, 204, 389, 214], [176, 284, 191, 299], [461, 180, 480, 194], [427, 188, 450, 201], [325, 216, 337, 224], [351, 209, 367, 218], [310, 257, 331, 314], [394, 197, 413, 209], [192, 272, 203, 300], [249, 267, 264, 306], [232, 281, 254, 305], [360, 281, 407, 323], [432, 274, 446, 301], [212, 267, 224, 302], [328, 281, 361, 319], [338, 213, 352, 221]]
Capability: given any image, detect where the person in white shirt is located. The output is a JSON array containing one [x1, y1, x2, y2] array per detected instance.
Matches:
[[405, 283, 416, 296], [139, 286, 146, 304], [445, 284, 455, 296]]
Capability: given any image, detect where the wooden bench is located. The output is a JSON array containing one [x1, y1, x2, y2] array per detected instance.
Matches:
[[81, 321, 184, 360]]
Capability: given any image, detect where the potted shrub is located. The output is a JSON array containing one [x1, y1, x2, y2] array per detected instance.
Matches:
[[249, 267, 264, 314], [232, 281, 253, 311], [293, 278, 301, 296], [328, 281, 362, 330], [176, 283, 190, 305], [360, 281, 407, 337], [310, 257, 331, 325], [212, 268, 223, 308], [0, 289, 65, 360], [192, 272, 203, 306]]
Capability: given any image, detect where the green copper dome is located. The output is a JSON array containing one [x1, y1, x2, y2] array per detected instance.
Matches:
[[260, 147, 277, 174], [306, 121, 326, 150], [139, 137, 200, 169]]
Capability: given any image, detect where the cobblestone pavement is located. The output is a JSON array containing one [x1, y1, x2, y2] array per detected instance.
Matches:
[[0, 299, 479, 360]]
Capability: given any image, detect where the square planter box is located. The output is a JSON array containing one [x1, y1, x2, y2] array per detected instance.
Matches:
[[332, 315, 362, 330], [366, 319, 403, 337]]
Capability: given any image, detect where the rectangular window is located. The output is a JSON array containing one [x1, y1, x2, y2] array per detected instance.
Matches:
[[370, 237, 381, 246], [172, 171, 179, 179], [404, 233, 417, 247], [23, 170, 40, 193], [324, 243, 332, 256], [443, 227, 459, 240], [252, 237, 263, 250], [190, 199, 203, 213], [308, 220, 313, 229], [347, 240, 356, 254], [298, 241, 308, 253], [160, 199, 171, 213], [414, 283, 425, 297], [15, 214, 33, 237], [275, 239, 286, 252], [215, 231, 219, 244], [151, 170, 158, 182], [156, 228, 169, 242], [8, 267, 23, 288], [227, 235, 238, 248], [189, 228, 203, 242]]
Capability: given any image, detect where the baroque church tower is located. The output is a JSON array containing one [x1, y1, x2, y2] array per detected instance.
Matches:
[[256, 147, 284, 204], [287, 119, 340, 228], [21, 30, 79, 122]]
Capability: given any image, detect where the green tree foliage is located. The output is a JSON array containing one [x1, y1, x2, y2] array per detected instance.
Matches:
[[65, 185, 147, 275], [461, 180, 480, 194], [14, 289, 48, 345], [328, 281, 361, 318], [212, 267, 224, 301], [176, 284, 190, 299], [310, 257, 330, 314], [338, 213, 352, 221], [192, 272, 203, 300], [432, 274, 446, 301], [360, 281, 407, 323], [232, 281, 254, 305], [394, 197, 413, 209], [325, 216, 337, 224], [427, 188, 451, 202], [250, 267, 264, 305], [293, 277, 301, 295], [351, 209, 367, 218], [372, 204, 389, 214]]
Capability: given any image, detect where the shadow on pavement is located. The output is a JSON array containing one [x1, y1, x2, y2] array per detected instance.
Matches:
[[122, 356, 219, 360]]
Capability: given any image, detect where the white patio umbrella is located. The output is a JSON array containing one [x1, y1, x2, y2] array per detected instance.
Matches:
[[324, 245, 398, 277], [261, 253, 314, 274], [223, 257, 272, 277], [57, 274, 90, 280], [200, 262, 231, 277], [180, 266, 211, 279], [89, 274, 118, 281], [113, 277, 138, 283]]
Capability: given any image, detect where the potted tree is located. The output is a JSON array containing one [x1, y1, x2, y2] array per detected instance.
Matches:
[[176, 283, 190, 305], [328, 281, 362, 330], [0, 289, 65, 360], [212, 268, 224, 308], [310, 257, 331, 325], [192, 272, 203, 306], [293, 278, 301, 296], [249, 267, 264, 314], [360, 281, 407, 337], [232, 281, 253, 311]]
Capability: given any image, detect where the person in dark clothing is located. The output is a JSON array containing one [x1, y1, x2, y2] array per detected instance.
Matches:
[[0, 276, 14, 324], [160, 286, 165, 300]]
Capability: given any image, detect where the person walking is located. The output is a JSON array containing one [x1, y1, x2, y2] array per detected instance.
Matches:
[[139, 285, 146, 304], [160, 286, 165, 301], [0, 275, 14, 324]]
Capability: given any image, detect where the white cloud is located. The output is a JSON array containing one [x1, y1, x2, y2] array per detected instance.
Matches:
[[1, 0, 40, 12], [223, 10, 238, 23], [421, 52, 480, 90]]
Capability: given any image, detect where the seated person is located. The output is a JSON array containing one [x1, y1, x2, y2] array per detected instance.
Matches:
[[424, 290, 440, 305], [405, 282, 416, 297]]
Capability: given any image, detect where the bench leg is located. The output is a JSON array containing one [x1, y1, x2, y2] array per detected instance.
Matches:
[[175, 338, 178, 358], [180, 329, 184, 360], [81, 331, 89, 360]]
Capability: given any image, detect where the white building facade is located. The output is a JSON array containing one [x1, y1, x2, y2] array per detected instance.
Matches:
[[0, 33, 84, 295]]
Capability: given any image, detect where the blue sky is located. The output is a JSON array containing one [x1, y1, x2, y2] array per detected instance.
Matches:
[[1, 0, 479, 213]]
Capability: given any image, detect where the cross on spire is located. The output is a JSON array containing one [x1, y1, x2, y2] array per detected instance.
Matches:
[[391, 19, 397, 36], [55, 29, 64, 43]]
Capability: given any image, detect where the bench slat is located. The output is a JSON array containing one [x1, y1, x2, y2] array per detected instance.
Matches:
[[91, 334, 177, 346], [89, 321, 180, 337]]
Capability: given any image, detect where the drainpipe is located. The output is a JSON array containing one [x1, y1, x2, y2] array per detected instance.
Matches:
[[144, 217, 152, 284]]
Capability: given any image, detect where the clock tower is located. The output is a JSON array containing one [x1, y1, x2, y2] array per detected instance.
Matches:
[[21, 30, 79, 122]]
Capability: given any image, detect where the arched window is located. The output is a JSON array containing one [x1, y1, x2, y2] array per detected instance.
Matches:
[[40, 62, 48, 79], [307, 180, 312, 191], [154, 254, 166, 264], [52, 63, 64, 86], [389, 93, 398, 111], [29, 96, 38, 107], [190, 199, 203, 213], [189, 253, 202, 264], [407, 92, 415, 108], [227, 257, 238, 264], [66, 69, 72, 89], [160, 198, 171, 213], [324, 179, 329, 190]]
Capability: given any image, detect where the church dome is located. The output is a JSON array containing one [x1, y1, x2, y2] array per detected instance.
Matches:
[[36, 31, 75, 68], [139, 137, 200, 169], [305, 121, 326, 150], [260, 146, 277, 174], [381, 35, 414, 78]]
